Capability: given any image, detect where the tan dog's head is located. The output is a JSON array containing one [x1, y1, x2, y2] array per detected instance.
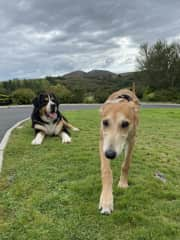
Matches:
[[100, 101, 138, 160]]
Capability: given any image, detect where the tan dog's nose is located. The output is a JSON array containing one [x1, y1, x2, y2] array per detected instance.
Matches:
[[105, 149, 116, 159]]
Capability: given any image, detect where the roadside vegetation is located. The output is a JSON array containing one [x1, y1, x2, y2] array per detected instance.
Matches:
[[0, 109, 180, 239]]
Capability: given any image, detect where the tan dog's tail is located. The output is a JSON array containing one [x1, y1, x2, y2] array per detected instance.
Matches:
[[132, 82, 136, 94]]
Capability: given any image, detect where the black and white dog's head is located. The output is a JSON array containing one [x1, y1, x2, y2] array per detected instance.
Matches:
[[32, 93, 59, 122]]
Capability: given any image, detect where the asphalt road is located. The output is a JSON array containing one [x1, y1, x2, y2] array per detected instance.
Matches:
[[0, 104, 100, 141], [0, 103, 180, 142]]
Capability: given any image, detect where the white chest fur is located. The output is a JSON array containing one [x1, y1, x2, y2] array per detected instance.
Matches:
[[44, 122, 57, 136]]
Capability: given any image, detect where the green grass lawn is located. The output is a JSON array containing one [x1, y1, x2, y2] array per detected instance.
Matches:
[[0, 109, 180, 240]]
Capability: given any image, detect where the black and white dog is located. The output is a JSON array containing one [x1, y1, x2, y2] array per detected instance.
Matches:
[[31, 93, 79, 145]]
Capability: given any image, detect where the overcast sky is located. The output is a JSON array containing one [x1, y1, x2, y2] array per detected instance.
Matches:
[[0, 0, 180, 80]]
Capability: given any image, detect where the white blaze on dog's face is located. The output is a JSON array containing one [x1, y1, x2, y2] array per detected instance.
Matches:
[[38, 93, 59, 122], [46, 94, 57, 114], [100, 102, 135, 160]]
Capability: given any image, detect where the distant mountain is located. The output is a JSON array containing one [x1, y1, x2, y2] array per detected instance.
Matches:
[[87, 69, 117, 79], [118, 72, 136, 77], [63, 70, 88, 79], [63, 69, 118, 80]]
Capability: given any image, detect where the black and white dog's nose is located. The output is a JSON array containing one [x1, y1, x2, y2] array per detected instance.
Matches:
[[105, 149, 116, 159], [50, 103, 56, 112]]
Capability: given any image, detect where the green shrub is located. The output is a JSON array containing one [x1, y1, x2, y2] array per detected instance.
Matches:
[[11, 88, 35, 104], [46, 84, 72, 103], [143, 92, 156, 101], [83, 95, 95, 103], [154, 89, 180, 102], [143, 88, 180, 102], [0, 93, 12, 105]]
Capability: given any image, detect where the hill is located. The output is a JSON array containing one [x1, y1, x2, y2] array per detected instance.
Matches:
[[59, 70, 137, 102], [63, 71, 88, 79], [63, 69, 118, 79], [0, 70, 142, 104], [86, 69, 117, 79]]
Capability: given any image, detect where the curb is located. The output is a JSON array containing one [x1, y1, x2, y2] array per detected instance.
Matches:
[[0, 117, 30, 173], [0, 105, 32, 109], [0, 103, 180, 110], [0, 104, 101, 109], [141, 102, 180, 106]]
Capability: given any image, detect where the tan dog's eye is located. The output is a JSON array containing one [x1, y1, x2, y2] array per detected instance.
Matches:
[[121, 121, 129, 128], [103, 119, 109, 127]]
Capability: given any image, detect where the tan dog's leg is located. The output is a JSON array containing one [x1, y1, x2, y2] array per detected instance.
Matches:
[[32, 131, 45, 145], [118, 138, 135, 188], [99, 142, 113, 214]]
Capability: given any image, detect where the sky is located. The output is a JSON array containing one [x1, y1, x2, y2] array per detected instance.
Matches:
[[0, 0, 180, 80]]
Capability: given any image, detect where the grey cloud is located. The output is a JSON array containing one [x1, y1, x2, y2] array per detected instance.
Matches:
[[0, 0, 180, 80]]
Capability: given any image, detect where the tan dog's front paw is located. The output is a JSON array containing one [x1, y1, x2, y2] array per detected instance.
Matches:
[[99, 192, 113, 215]]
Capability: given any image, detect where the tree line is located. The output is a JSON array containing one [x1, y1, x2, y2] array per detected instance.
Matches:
[[0, 40, 180, 105]]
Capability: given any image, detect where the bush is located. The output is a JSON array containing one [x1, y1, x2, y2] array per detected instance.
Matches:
[[11, 88, 35, 104], [83, 95, 95, 103], [94, 90, 109, 103], [0, 93, 12, 105], [154, 89, 180, 102], [46, 84, 72, 103], [143, 88, 180, 102], [143, 92, 156, 101]]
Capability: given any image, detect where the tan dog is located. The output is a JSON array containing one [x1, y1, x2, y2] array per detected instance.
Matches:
[[99, 89, 140, 214]]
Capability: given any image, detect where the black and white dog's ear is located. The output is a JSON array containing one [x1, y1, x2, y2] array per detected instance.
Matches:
[[32, 97, 39, 107]]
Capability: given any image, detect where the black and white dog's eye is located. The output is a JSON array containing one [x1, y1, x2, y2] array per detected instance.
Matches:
[[121, 121, 129, 128], [103, 119, 109, 127]]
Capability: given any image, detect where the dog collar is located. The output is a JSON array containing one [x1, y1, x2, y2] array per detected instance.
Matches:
[[105, 94, 133, 104], [118, 94, 132, 101]]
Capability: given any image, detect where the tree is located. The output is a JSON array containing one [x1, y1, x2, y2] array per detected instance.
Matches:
[[46, 84, 72, 103], [136, 40, 180, 89], [11, 88, 35, 104]]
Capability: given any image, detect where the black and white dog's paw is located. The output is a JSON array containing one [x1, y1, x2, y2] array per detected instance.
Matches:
[[31, 138, 42, 145], [31, 132, 44, 145], [61, 132, 71, 144], [72, 127, 80, 131]]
